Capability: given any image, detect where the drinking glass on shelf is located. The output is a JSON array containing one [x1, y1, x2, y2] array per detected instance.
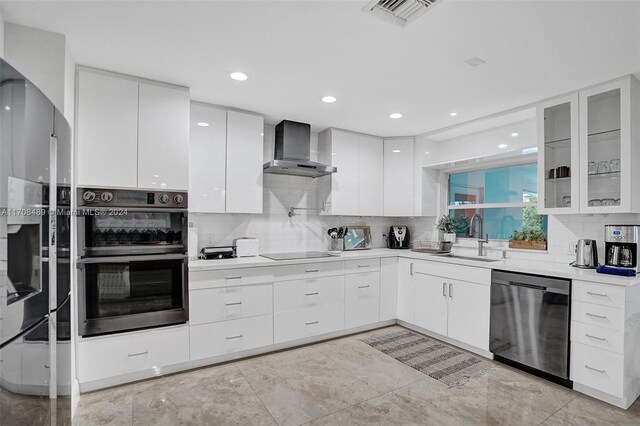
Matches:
[[562, 196, 571, 206], [588, 162, 598, 175], [602, 198, 616, 206], [614, 198, 621, 205], [588, 199, 603, 207], [597, 161, 611, 174], [610, 158, 620, 172]]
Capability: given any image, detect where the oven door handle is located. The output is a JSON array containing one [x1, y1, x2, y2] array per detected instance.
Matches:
[[77, 253, 188, 265]]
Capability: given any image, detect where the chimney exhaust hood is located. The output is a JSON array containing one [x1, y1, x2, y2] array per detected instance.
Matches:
[[263, 120, 337, 178]]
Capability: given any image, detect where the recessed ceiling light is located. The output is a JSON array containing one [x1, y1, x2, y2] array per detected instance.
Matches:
[[4, 106, 10, 111], [450, 112, 457, 117], [498, 144, 508, 149], [230, 72, 248, 81], [425, 151, 430, 154], [260, 133, 264, 136], [511, 132, 519, 137], [153, 174, 160, 178], [465, 56, 486, 67], [321, 96, 337, 103], [392, 149, 401, 153], [197, 122, 210, 127], [389, 113, 403, 119]]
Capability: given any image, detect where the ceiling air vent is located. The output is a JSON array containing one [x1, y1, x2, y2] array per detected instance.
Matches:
[[363, 0, 441, 28]]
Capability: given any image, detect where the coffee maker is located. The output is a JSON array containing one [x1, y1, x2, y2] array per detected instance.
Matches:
[[604, 225, 640, 272]]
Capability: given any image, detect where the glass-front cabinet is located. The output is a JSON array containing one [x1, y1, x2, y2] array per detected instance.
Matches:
[[579, 79, 633, 213], [537, 94, 580, 214]]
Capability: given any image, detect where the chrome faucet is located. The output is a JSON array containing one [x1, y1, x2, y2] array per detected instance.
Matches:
[[469, 213, 489, 256]]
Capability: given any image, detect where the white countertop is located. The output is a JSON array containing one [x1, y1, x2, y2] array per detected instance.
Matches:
[[189, 248, 639, 287]]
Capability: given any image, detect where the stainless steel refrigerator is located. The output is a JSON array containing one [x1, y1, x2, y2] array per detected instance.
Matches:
[[0, 59, 72, 425]]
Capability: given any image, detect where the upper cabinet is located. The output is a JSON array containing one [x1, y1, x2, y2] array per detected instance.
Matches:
[[579, 77, 640, 214], [76, 68, 189, 190], [189, 104, 264, 214], [537, 94, 580, 214], [318, 128, 383, 216], [383, 138, 414, 216], [537, 76, 640, 215]]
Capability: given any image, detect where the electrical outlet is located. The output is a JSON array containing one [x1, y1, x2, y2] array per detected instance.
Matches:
[[205, 233, 215, 246], [567, 241, 577, 255]]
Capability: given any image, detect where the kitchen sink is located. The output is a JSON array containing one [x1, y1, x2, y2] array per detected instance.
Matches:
[[449, 255, 501, 263]]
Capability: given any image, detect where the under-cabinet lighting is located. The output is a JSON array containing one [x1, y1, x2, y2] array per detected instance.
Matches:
[[197, 122, 210, 127], [511, 132, 519, 137], [389, 113, 403, 119], [450, 112, 457, 117], [498, 144, 508, 149], [392, 149, 401, 153], [230, 72, 248, 81], [321, 96, 337, 103]]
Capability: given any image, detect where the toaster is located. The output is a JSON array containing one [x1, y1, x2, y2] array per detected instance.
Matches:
[[234, 237, 259, 257]]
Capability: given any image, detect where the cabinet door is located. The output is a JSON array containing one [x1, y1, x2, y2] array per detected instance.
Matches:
[[328, 130, 359, 215], [447, 279, 490, 350], [358, 135, 383, 216], [579, 79, 630, 213], [77, 70, 138, 188], [413, 272, 448, 336], [384, 138, 414, 216], [537, 94, 580, 214], [379, 257, 398, 321], [226, 111, 264, 213], [189, 104, 227, 212], [397, 259, 414, 322], [138, 83, 189, 190], [344, 271, 380, 328]]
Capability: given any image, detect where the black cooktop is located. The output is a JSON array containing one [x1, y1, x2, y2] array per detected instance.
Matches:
[[261, 251, 334, 261]]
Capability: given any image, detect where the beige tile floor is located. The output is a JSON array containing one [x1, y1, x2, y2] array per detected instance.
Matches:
[[74, 326, 640, 426]]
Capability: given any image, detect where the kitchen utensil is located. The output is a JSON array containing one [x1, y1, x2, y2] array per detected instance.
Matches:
[[327, 228, 338, 239], [572, 239, 599, 269]]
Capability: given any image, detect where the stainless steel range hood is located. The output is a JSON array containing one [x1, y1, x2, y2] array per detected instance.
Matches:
[[263, 120, 337, 178]]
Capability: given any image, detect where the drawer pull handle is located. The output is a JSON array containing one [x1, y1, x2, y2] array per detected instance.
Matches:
[[358, 285, 370, 289], [585, 365, 606, 374], [586, 291, 608, 297], [442, 282, 447, 297], [586, 312, 607, 319], [305, 269, 319, 273], [585, 333, 607, 341], [449, 283, 453, 298], [226, 334, 243, 340], [305, 321, 319, 326], [305, 292, 319, 296], [358, 265, 371, 268], [225, 301, 242, 306], [128, 350, 149, 357], [226, 276, 242, 280]]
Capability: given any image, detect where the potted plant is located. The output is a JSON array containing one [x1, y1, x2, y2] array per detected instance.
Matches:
[[509, 230, 547, 250], [452, 215, 470, 238], [435, 215, 456, 243]]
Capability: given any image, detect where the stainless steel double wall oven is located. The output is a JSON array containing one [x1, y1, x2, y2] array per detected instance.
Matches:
[[77, 188, 188, 337]]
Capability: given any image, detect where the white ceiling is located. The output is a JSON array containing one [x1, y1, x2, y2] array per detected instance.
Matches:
[[2, 0, 639, 137]]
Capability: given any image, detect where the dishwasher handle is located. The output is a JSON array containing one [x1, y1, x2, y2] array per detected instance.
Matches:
[[492, 278, 569, 295]]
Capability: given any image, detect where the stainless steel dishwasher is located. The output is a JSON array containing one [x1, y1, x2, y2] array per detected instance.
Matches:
[[490, 270, 572, 387]]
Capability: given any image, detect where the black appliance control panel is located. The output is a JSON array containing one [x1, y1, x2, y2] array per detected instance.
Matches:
[[78, 187, 188, 208]]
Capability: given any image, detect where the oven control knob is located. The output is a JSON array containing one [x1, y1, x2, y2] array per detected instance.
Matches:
[[100, 191, 113, 202], [174, 194, 184, 204], [158, 193, 170, 204], [83, 191, 96, 203]]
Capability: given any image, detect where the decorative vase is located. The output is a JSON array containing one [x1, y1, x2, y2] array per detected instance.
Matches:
[[443, 232, 456, 243]]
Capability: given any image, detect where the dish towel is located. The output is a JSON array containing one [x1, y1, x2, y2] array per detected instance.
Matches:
[[596, 265, 636, 277]]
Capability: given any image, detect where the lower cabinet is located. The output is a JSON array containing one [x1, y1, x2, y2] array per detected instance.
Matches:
[[78, 325, 190, 383], [274, 305, 345, 344], [190, 315, 274, 361], [404, 260, 490, 351], [345, 269, 381, 328]]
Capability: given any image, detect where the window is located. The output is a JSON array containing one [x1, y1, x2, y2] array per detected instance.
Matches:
[[448, 163, 547, 240]]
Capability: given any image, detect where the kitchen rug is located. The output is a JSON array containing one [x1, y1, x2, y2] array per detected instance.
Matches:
[[361, 329, 494, 386]]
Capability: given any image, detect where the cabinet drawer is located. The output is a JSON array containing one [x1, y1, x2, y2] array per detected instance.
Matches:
[[572, 301, 624, 330], [572, 281, 625, 308], [78, 326, 189, 383], [345, 272, 380, 328], [571, 342, 624, 397], [345, 258, 380, 275], [412, 260, 490, 285], [274, 304, 345, 344], [189, 267, 274, 290], [189, 284, 273, 325], [571, 321, 624, 353], [190, 314, 273, 361], [274, 275, 344, 313], [272, 261, 344, 282]]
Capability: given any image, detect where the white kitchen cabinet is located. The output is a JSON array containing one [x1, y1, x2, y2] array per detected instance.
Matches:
[[77, 68, 190, 190], [383, 138, 414, 216], [189, 104, 227, 212], [537, 93, 580, 214], [225, 111, 264, 214], [345, 271, 380, 328], [138, 82, 189, 190], [274, 304, 345, 344], [77, 69, 139, 188], [379, 257, 399, 321], [413, 271, 448, 336], [189, 284, 273, 325], [358, 134, 384, 216], [446, 278, 490, 350], [318, 129, 359, 215], [397, 258, 415, 322]]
